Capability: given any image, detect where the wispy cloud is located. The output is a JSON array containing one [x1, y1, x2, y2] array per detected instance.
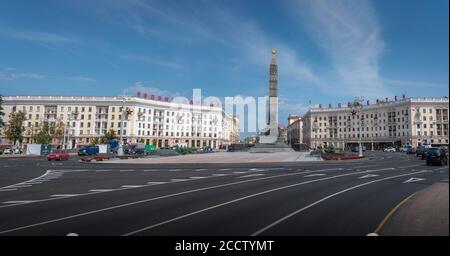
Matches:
[[0, 27, 79, 44], [68, 76, 97, 83], [286, 0, 389, 98], [0, 70, 45, 80], [122, 81, 182, 97], [120, 54, 183, 70], [383, 79, 446, 88]]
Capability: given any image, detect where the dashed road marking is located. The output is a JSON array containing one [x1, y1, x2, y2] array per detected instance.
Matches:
[[219, 168, 232, 171], [237, 174, 265, 179], [147, 182, 167, 185], [303, 173, 326, 178], [170, 179, 189, 182], [89, 189, 115, 192], [0, 188, 18, 192], [51, 194, 80, 197], [195, 169, 207, 171], [3, 200, 37, 204], [189, 176, 207, 179], [121, 185, 144, 188]]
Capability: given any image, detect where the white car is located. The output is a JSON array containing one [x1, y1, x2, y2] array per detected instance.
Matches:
[[384, 147, 396, 152]]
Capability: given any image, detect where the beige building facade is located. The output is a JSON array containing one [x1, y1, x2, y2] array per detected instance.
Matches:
[[1, 95, 238, 149], [302, 97, 449, 150]]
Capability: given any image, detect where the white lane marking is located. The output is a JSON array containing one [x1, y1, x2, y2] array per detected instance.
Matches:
[[169, 169, 182, 172], [403, 177, 426, 183], [95, 170, 112, 172], [219, 168, 232, 171], [237, 174, 265, 179], [121, 167, 404, 236], [121, 185, 144, 188], [0, 165, 407, 212], [9, 185, 33, 188], [3, 200, 37, 204], [212, 174, 230, 177], [359, 174, 380, 179], [0, 167, 399, 234], [170, 179, 188, 182], [251, 170, 428, 236], [0, 170, 53, 190], [147, 182, 167, 185], [89, 189, 115, 192], [51, 194, 80, 197], [0, 188, 18, 192], [189, 177, 207, 179], [195, 169, 207, 171], [303, 174, 326, 178], [233, 171, 247, 174], [66, 233, 79, 236]]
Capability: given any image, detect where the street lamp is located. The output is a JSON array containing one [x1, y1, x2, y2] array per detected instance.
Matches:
[[118, 96, 126, 156], [351, 97, 364, 157], [313, 119, 318, 149]]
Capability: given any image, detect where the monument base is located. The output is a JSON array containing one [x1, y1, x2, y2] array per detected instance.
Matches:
[[249, 142, 295, 153]]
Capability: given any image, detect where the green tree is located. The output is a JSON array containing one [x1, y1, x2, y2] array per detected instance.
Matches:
[[90, 137, 99, 145], [52, 120, 65, 143], [33, 123, 52, 144], [100, 129, 117, 144], [4, 111, 27, 145], [0, 95, 5, 130]]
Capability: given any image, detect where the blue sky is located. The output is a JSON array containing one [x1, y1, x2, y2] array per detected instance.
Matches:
[[0, 0, 448, 132]]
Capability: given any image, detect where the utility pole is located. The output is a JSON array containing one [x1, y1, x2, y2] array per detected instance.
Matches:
[[118, 96, 125, 156]]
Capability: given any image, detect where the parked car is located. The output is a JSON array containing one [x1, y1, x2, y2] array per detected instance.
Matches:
[[426, 147, 449, 166], [416, 146, 427, 157], [47, 150, 69, 161], [129, 148, 145, 156], [406, 147, 416, 154], [422, 147, 437, 160], [201, 146, 213, 153], [384, 147, 396, 152], [78, 146, 99, 156], [400, 145, 412, 152], [3, 148, 12, 154], [351, 146, 366, 152]]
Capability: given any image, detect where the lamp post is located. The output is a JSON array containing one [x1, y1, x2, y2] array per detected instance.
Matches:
[[118, 96, 125, 156], [313, 119, 318, 149], [351, 97, 364, 157]]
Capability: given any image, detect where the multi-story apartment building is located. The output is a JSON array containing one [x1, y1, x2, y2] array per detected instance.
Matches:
[[287, 115, 304, 149], [303, 96, 449, 150], [1, 95, 238, 149]]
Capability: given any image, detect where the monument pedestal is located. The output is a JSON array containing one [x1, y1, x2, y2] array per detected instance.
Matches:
[[249, 142, 294, 153]]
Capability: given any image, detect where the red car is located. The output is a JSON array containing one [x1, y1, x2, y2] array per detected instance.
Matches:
[[47, 150, 69, 161]]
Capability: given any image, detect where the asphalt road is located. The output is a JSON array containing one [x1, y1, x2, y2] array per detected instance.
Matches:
[[0, 151, 447, 236]]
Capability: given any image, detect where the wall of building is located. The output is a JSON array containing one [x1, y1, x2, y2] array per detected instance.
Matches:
[[1, 96, 237, 149]]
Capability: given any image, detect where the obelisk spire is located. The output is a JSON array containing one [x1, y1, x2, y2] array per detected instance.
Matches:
[[269, 48, 278, 98]]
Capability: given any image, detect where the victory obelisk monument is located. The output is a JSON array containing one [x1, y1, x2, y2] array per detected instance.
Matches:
[[250, 48, 294, 152]]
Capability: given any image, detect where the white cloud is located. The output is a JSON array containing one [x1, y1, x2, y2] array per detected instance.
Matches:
[[122, 81, 181, 98], [286, 0, 390, 98], [0, 27, 79, 44], [68, 76, 97, 82], [0, 71, 44, 80], [120, 54, 183, 70]]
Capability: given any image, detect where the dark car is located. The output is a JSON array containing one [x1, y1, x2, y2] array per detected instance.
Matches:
[[416, 146, 426, 157], [78, 146, 99, 156], [406, 147, 416, 154], [129, 148, 145, 156], [426, 147, 449, 166], [421, 147, 434, 160]]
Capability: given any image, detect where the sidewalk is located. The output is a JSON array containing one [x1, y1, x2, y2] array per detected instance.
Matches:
[[379, 180, 449, 236]]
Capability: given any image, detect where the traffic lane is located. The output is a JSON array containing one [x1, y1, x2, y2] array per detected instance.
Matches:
[[0, 157, 49, 188], [257, 167, 448, 236], [0, 164, 434, 235], [125, 166, 443, 236], [0, 166, 366, 232], [0, 161, 384, 202]]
